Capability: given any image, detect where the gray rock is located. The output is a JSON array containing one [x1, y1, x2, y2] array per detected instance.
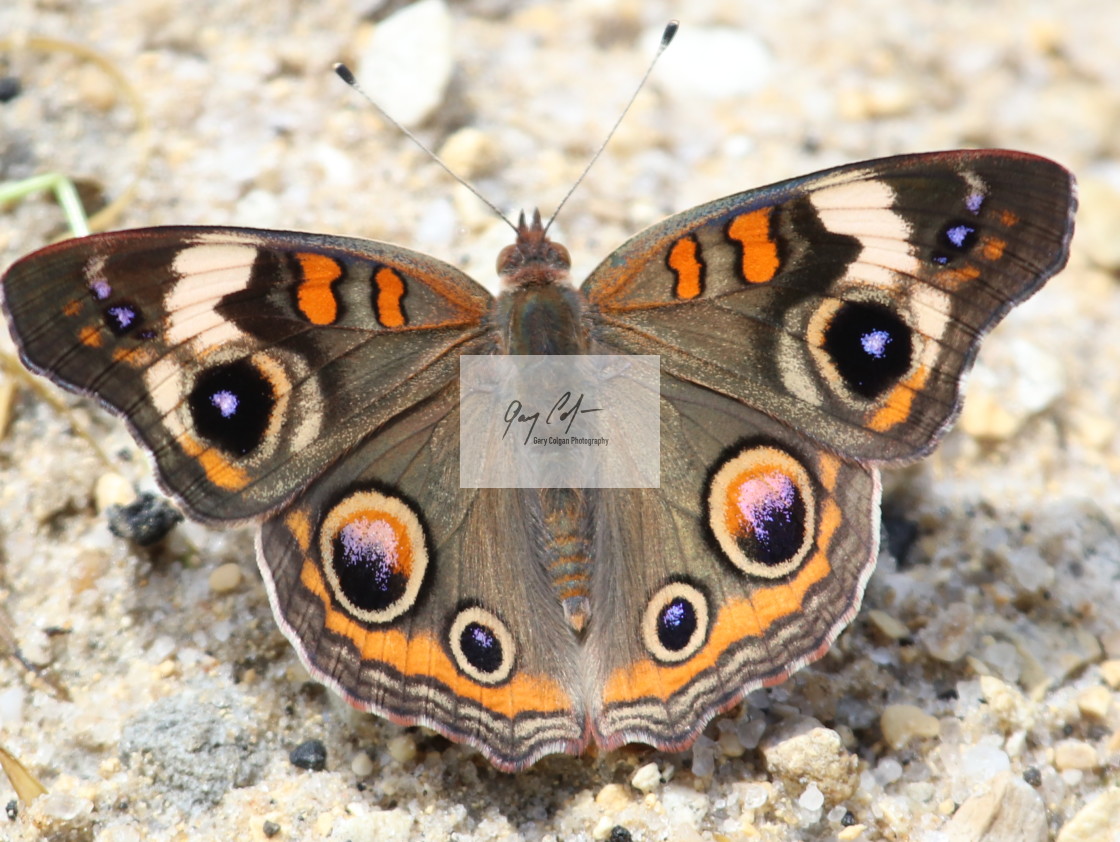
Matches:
[[120, 684, 266, 811]]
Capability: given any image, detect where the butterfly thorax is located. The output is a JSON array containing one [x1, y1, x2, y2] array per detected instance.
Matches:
[[495, 210, 585, 356]]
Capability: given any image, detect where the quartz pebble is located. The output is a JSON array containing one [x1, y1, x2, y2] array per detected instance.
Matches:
[[880, 704, 940, 749], [1100, 660, 1120, 688], [1056, 787, 1120, 842], [1053, 740, 1098, 771], [1075, 684, 1112, 720], [351, 750, 374, 777], [920, 602, 976, 662], [630, 762, 662, 793], [94, 472, 136, 511], [208, 562, 243, 594], [944, 772, 1047, 842], [356, 0, 453, 127], [761, 718, 858, 802], [865, 609, 910, 641], [386, 734, 417, 764]]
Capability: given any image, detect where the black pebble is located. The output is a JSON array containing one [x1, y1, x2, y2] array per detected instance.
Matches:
[[262, 819, 281, 837], [106, 492, 183, 546], [0, 77, 20, 103], [607, 826, 633, 842], [289, 739, 327, 771]]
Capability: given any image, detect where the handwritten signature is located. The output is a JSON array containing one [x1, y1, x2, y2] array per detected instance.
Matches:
[[503, 392, 602, 445]]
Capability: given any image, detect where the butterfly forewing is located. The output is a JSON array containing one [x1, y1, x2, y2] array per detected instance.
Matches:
[[583, 150, 1076, 464], [1, 227, 496, 522]]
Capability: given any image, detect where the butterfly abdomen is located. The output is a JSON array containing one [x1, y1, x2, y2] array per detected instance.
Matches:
[[536, 488, 594, 633]]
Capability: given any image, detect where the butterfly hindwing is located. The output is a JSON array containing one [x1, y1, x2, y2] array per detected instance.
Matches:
[[258, 379, 588, 770], [585, 372, 879, 752]]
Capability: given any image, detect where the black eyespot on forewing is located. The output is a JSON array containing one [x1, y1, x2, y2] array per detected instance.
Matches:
[[822, 301, 913, 399], [188, 359, 275, 456]]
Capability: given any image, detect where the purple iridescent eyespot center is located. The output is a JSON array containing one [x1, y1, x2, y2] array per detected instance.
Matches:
[[460, 621, 502, 673], [656, 596, 697, 652], [334, 515, 408, 613]]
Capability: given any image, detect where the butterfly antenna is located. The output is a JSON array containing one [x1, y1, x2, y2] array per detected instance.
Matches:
[[333, 62, 517, 233], [544, 20, 679, 234]]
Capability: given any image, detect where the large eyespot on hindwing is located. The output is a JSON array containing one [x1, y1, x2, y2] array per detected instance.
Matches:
[[641, 580, 711, 664], [448, 605, 516, 685], [810, 298, 915, 401], [319, 489, 430, 624], [706, 444, 817, 579]]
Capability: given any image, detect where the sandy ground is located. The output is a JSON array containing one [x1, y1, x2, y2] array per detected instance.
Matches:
[[1, 1, 1119, 840]]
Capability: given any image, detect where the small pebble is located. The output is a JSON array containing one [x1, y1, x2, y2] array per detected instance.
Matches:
[[1100, 660, 1120, 688], [865, 609, 910, 641], [591, 817, 615, 841], [960, 745, 1011, 786], [351, 750, 374, 778], [94, 472, 136, 511], [208, 562, 243, 594], [0, 76, 21, 103], [943, 772, 1046, 842], [106, 492, 183, 546], [653, 24, 772, 100], [761, 718, 858, 803], [920, 602, 976, 662], [1076, 179, 1120, 270], [630, 762, 661, 793], [262, 820, 281, 838], [386, 734, 417, 764], [799, 783, 824, 811], [356, 0, 452, 127], [1055, 787, 1120, 842], [1076, 685, 1112, 720], [594, 783, 630, 812], [438, 128, 501, 180], [880, 704, 940, 749], [27, 793, 94, 834], [289, 739, 327, 771], [1053, 740, 1098, 771]]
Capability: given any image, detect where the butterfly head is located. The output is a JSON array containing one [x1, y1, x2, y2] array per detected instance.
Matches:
[[496, 209, 572, 289]]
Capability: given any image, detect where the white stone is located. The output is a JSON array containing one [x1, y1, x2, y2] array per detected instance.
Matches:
[[646, 22, 773, 101], [630, 761, 662, 792], [880, 704, 941, 749], [944, 772, 1046, 842], [356, 0, 453, 128], [1056, 787, 1120, 842], [761, 718, 858, 803], [207, 562, 243, 594]]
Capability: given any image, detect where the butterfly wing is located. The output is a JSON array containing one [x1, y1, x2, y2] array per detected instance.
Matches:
[[1, 226, 494, 522], [584, 374, 879, 751], [2, 225, 588, 770], [584, 150, 1076, 463], [258, 378, 588, 771], [581, 150, 1075, 750]]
